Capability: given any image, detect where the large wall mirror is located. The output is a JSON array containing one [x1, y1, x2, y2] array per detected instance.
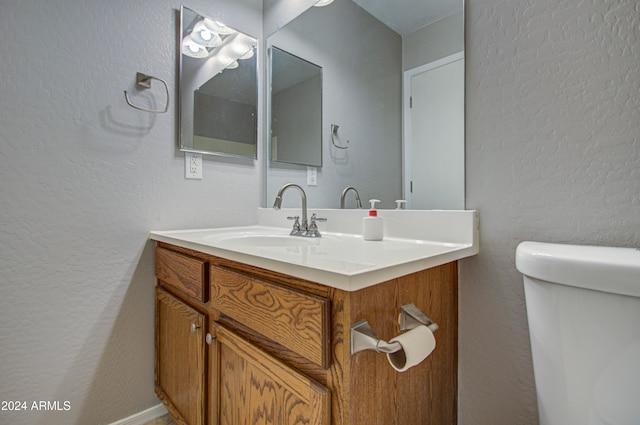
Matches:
[[179, 6, 258, 158], [263, 0, 465, 209]]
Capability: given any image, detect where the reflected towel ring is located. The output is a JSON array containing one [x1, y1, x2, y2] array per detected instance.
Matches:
[[124, 72, 169, 113], [331, 124, 349, 149]]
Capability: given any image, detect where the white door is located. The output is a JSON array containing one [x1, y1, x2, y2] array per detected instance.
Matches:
[[404, 53, 464, 209]]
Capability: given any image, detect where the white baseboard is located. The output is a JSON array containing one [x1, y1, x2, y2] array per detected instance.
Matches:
[[109, 404, 169, 425]]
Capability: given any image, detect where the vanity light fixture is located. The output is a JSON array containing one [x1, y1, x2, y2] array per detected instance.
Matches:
[[313, 0, 334, 7]]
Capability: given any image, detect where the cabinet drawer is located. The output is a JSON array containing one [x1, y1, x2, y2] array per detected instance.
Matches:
[[211, 266, 330, 369], [155, 247, 208, 302]]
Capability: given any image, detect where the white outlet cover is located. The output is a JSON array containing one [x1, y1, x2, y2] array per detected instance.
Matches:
[[185, 152, 202, 180], [307, 166, 317, 186]]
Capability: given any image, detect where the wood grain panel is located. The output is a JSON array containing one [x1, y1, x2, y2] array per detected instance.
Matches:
[[211, 266, 330, 368], [212, 324, 330, 425], [155, 247, 208, 302], [155, 287, 206, 425], [155, 241, 459, 425], [347, 262, 458, 425]]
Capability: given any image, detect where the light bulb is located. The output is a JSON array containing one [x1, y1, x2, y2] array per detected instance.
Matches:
[[190, 21, 222, 48], [182, 36, 209, 58], [200, 29, 212, 41]]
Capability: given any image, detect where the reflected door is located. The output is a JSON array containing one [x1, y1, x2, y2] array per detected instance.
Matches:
[[407, 53, 464, 209]]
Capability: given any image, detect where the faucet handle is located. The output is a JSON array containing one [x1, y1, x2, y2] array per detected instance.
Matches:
[[287, 215, 301, 231], [287, 216, 303, 236], [305, 214, 326, 238], [310, 213, 327, 224], [308, 213, 327, 237]]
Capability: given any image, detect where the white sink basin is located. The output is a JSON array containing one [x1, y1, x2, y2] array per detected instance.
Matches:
[[206, 233, 321, 248], [150, 222, 478, 291]]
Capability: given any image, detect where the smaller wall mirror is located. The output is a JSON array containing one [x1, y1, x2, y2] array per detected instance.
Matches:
[[179, 6, 258, 158], [269, 46, 322, 167]]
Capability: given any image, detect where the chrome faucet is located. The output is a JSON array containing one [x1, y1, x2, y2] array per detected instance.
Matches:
[[340, 186, 363, 209], [274, 183, 326, 237]]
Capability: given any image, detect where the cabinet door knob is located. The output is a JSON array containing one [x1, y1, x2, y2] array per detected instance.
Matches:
[[205, 333, 213, 345], [191, 323, 201, 333]]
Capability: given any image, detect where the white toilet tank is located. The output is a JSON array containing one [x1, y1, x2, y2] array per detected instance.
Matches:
[[516, 242, 640, 425]]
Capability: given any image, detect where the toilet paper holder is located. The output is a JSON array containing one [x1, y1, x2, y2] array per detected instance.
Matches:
[[350, 303, 439, 355]]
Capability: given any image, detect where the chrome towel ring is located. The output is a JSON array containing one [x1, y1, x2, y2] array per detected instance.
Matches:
[[124, 72, 169, 113], [331, 124, 349, 149]]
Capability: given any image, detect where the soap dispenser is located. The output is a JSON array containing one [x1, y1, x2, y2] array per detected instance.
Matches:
[[363, 199, 384, 241]]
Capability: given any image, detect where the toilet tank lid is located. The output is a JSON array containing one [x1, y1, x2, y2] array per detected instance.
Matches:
[[516, 241, 640, 298]]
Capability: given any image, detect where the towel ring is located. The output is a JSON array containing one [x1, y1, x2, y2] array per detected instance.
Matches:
[[331, 124, 349, 149], [124, 72, 169, 113]]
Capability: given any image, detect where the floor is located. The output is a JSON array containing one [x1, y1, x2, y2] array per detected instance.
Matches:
[[144, 414, 176, 425]]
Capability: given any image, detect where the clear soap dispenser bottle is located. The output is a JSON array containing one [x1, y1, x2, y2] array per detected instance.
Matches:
[[363, 199, 384, 241]]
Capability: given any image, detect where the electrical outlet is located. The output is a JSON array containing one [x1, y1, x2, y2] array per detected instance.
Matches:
[[185, 152, 202, 180], [307, 166, 317, 186]]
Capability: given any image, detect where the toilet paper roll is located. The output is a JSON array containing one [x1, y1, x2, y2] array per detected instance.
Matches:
[[386, 325, 436, 372]]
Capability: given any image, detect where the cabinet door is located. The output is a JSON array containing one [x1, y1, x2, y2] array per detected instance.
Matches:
[[156, 287, 206, 425], [211, 324, 330, 425]]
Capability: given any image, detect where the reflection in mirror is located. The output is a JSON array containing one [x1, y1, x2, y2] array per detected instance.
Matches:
[[270, 47, 322, 167], [264, 0, 464, 210], [179, 6, 258, 158]]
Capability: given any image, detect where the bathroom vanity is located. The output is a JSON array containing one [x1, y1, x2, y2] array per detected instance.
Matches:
[[150, 209, 478, 425]]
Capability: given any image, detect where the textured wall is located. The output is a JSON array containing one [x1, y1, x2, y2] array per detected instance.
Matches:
[[461, 0, 640, 423], [2, 0, 639, 424], [0, 0, 261, 424]]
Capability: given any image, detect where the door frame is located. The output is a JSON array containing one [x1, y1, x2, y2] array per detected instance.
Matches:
[[402, 51, 464, 208]]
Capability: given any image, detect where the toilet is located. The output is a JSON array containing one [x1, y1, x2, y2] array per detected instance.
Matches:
[[516, 241, 640, 425]]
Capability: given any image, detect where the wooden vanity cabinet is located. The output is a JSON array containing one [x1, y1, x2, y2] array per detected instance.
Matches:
[[155, 288, 206, 425], [155, 247, 209, 425], [154, 242, 458, 425], [211, 323, 331, 425]]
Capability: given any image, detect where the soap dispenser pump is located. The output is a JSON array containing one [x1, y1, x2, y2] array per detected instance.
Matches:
[[363, 199, 384, 241]]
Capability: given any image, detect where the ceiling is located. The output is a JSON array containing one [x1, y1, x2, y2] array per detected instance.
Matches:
[[352, 0, 463, 35]]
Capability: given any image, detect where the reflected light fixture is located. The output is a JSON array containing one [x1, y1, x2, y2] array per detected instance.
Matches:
[[239, 48, 254, 60], [203, 18, 236, 35], [182, 36, 209, 58], [190, 21, 222, 48], [313, 0, 334, 6], [182, 17, 255, 68], [225, 60, 239, 70]]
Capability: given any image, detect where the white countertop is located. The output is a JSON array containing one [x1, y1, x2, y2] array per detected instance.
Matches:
[[150, 209, 479, 291]]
